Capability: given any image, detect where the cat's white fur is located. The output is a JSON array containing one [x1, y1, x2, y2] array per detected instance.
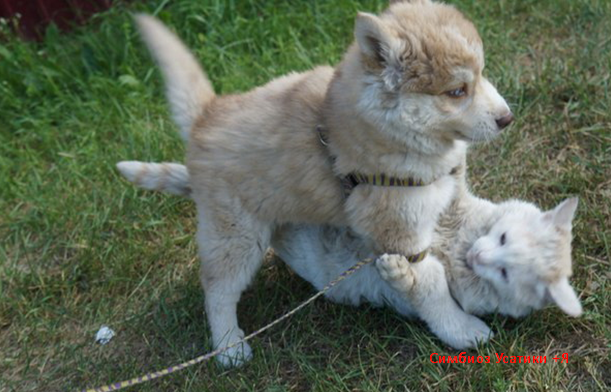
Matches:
[[117, 161, 582, 350]]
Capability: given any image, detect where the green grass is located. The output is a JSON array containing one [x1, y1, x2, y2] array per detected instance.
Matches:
[[1, 0, 610, 391]]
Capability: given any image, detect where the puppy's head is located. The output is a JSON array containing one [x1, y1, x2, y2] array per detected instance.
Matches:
[[353, 0, 512, 145]]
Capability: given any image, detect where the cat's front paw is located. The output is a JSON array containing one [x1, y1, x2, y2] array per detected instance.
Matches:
[[436, 314, 494, 350], [376, 253, 415, 290]]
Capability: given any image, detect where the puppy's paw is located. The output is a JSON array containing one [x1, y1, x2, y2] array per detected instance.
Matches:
[[214, 330, 253, 368], [216, 340, 253, 368], [437, 314, 494, 350], [376, 253, 415, 290]]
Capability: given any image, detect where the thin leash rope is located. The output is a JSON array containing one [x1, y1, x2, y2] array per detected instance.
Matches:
[[81, 258, 374, 392]]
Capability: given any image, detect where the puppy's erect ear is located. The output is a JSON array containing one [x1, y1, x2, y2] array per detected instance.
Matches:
[[547, 277, 582, 317], [355, 12, 393, 63], [544, 197, 579, 230], [355, 12, 404, 89]]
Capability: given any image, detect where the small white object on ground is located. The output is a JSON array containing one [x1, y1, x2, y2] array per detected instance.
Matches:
[[95, 325, 115, 345]]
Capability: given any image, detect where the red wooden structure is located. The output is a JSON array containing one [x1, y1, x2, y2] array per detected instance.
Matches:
[[0, 0, 112, 39]]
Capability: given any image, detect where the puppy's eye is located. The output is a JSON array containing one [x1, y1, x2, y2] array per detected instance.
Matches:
[[500, 233, 506, 246], [501, 268, 508, 280], [445, 85, 467, 98]]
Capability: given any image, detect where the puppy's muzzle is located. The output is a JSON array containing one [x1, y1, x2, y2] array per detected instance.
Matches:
[[495, 112, 514, 130]]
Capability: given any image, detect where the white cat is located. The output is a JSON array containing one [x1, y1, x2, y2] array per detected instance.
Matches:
[[117, 161, 582, 350]]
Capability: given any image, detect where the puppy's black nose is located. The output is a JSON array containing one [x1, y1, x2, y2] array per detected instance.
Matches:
[[496, 112, 514, 130]]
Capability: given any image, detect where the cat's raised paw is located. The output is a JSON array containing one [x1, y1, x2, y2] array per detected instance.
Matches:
[[376, 253, 415, 289]]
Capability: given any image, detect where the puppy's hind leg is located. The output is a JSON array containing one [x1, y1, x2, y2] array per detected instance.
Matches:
[[196, 204, 271, 367]]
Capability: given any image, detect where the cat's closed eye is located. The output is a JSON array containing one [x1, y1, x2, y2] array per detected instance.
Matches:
[[501, 268, 508, 280], [500, 233, 507, 245]]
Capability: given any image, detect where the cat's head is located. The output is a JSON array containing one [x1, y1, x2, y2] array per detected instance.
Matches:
[[466, 197, 582, 318]]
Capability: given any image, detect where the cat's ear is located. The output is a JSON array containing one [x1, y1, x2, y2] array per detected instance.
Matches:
[[545, 197, 578, 229], [547, 277, 582, 317], [354, 13, 403, 89]]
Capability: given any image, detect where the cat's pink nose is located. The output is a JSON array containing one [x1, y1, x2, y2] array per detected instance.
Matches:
[[466, 249, 479, 268]]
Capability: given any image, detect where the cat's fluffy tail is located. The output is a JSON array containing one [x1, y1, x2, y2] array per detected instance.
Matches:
[[117, 161, 191, 197], [136, 14, 215, 141]]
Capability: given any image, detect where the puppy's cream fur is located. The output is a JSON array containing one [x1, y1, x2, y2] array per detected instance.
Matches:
[[117, 160, 582, 349], [134, 0, 511, 366]]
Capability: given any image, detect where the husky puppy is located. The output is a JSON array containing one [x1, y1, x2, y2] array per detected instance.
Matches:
[[134, 0, 512, 366], [117, 161, 582, 351]]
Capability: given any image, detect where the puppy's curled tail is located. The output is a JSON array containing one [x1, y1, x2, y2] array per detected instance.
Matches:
[[117, 161, 192, 197], [136, 14, 215, 141]]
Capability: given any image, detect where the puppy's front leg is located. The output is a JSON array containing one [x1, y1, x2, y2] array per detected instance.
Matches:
[[345, 177, 456, 260], [376, 254, 493, 349]]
